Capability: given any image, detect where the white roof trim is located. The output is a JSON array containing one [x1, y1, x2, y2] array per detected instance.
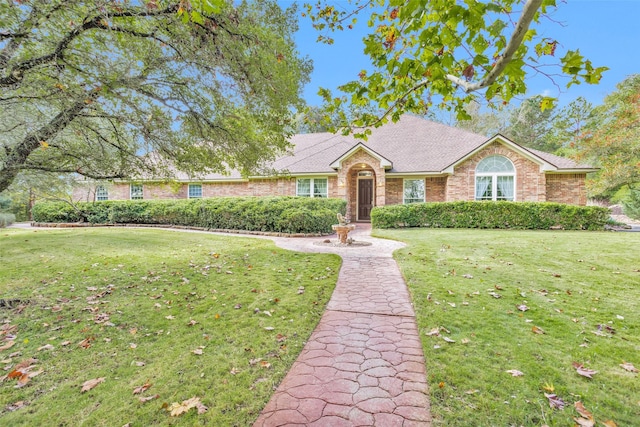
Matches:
[[330, 143, 393, 170], [442, 134, 558, 174]]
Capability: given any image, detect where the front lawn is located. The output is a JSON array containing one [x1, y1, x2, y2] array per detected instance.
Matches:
[[374, 228, 640, 426], [0, 228, 340, 426]]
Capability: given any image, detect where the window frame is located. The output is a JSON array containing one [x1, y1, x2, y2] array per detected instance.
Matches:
[[95, 185, 108, 201], [188, 183, 203, 199], [296, 177, 328, 198], [130, 184, 144, 200], [475, 156, 516, 201], [403, 178, 426, 204]]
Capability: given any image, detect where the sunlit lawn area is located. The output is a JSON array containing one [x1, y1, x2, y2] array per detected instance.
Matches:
[[375, 228, 639, 426], [0, 228, 340, 426]]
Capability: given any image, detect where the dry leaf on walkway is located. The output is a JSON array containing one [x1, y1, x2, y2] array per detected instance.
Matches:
[[506, 369, 524, 377], [619, 362, 638, 373], [573, 362, 598, 379], [544, 393, 565, 410], [81, 377, 105, 392]]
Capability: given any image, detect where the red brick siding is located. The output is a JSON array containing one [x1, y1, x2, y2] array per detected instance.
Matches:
[[385, 178, 403, 205], [426, 177, 447, 202], [447, 142, 545, 202], [545, 173, 587, 205]]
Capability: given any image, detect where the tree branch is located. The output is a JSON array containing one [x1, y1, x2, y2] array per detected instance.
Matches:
[[0, 88, 101, 192], [446, 0, 543, 93], [0, 3, 180, 87]]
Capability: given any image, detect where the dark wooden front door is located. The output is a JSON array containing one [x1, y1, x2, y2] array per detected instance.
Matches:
[[358, 178, 374, 221]]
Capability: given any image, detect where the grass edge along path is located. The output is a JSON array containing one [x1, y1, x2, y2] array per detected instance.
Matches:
[[0, 227, 340, 426], [374, 228, 640, 426]]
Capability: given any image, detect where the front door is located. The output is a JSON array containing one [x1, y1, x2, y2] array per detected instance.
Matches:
[[358, 178, 374, 221]]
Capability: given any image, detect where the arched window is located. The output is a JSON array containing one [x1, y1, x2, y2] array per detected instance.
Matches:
[[475, 155, 515, 201]]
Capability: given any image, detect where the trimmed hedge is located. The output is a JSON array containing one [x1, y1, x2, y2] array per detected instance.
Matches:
[[371, 201, 610, 231], [32, 197, 347, 234]]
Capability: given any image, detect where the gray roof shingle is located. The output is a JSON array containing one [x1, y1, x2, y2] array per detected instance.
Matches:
[[171, 115, 593, 180]]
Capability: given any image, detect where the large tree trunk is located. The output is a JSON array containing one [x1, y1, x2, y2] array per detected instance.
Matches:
[[0, 91, 97, 193]]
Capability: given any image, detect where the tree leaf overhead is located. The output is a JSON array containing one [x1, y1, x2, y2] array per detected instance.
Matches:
[[0, 0, 312, 192]]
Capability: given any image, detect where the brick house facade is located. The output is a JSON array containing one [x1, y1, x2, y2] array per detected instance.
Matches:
[[73, 116, 595, 221]]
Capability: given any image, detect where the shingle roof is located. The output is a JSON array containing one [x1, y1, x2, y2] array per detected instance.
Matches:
[[171, 115, 593, 180]]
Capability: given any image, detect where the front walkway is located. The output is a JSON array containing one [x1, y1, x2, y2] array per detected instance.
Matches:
[[254, 225, 432, 426]]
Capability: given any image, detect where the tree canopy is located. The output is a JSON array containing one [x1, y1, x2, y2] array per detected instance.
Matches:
[[0, 0, 311, 193], [576, 74, 640, 196], [306, 0, 607, 134]]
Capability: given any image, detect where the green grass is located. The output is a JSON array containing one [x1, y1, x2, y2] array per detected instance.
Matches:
[[374, 228, 640, 426], [0, 228, 340, 426]]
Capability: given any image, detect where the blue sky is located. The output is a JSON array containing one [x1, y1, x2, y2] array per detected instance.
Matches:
[[290, 0, 639, 111]]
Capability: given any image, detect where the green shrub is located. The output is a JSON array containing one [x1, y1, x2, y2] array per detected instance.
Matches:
[[371, 201, 610, 231], [32, 197, 346, 234], [0, 213, 16, 228]]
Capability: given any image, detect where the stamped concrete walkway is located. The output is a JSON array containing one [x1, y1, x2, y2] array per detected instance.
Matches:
[[254, 224, 431, 426]]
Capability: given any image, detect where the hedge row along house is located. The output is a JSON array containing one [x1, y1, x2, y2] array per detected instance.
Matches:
[[73, 116, 596, 222]]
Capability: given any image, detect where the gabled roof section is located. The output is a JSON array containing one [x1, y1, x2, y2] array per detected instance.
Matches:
[[329, 143, 393, 170], [442, 134, 597, 174]]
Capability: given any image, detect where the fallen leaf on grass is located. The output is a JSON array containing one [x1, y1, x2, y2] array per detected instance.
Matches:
[[168, 396, 208, 417], [187, 320, 197, 326], [260, 361, 271, 369], [575, 401, 594, 419], [544, 392, 565, 410], [506, 369, 524, 377], [81, 377, 105, 392], [532, 326, 545, 335], [134, 361, 146, 367], [542, 383, 555, 392], [165, 315, 175, 320], [139, 394, 159, 403], [425, 328, 440, 337], [573, 362, 598, 379], [462, 274, 473, 279], [516, 305, 529, 312], [464, 389, 479, 394], [620, 362, 638, 373], [61, 341, 71, 346], [5, 400, 26, 411], [488, 292, 501, 299], [574, 417, 595, 427], [276, 334, 287, 342], [78, 337, 93, 349], [601, 421, 618, 427], [37, 344, 54, 351], [0, 341, 15, 351], [442, 337, 455, 343], [133, 383, 152, 395]]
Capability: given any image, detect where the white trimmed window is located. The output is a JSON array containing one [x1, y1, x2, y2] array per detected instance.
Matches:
[[403, 179, 425, 204], [297, 178, 328, 198], [130, 184, 144, 200], [475, 155, 515, 201], [95, 185, 108, 201], [188, 184, 203, 199]]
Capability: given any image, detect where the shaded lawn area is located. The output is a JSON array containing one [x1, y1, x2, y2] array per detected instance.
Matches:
[[374, 228, 640, 426], [0, 228, 340, 426]]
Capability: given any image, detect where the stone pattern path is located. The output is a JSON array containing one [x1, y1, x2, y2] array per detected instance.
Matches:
[[254, 225, 431, 426]]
